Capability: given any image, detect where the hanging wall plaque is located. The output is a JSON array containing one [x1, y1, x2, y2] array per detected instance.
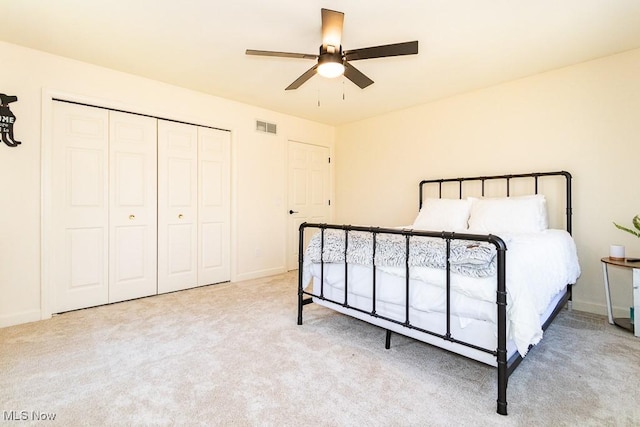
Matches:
[[0, 94, 21, 147]]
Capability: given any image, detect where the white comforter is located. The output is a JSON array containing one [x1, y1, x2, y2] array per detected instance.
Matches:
[[303, 229, 581, 356]]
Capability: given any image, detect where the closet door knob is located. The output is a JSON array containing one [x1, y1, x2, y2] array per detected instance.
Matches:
[[129, 214, 135, 220], [289, 210, 299, 215], [178, 214, 184, 219]]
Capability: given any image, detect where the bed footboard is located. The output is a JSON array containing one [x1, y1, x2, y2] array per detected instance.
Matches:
[[297, 223, 510, 414]]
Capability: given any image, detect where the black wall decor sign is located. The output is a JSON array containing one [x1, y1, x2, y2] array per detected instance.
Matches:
[[0, 93, 21, 147]]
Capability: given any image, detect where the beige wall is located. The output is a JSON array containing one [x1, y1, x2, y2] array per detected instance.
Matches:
[[0, 41, 334, 327], [335, 48, 640, 317]]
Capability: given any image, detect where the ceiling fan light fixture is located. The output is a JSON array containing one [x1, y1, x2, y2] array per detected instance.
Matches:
[[317, 45, 344, 78], [317, 61, 344, 78]]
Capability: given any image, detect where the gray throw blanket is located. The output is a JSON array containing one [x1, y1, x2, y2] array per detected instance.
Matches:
[[305, 229, 496, 278]]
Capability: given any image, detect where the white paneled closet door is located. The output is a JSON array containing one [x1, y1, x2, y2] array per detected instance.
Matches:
[[197, 127, 231, 286], [108, 111, 158, 303], [52, 102, 110, 312], [51, 102, 232, 311], [157, 120, 198, 293]]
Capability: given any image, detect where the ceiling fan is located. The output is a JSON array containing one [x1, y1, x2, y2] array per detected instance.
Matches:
[[246, 8, 418, 90]]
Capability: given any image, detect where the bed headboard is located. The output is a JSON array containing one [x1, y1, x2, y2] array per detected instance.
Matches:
[[418, 171, 573, 234]]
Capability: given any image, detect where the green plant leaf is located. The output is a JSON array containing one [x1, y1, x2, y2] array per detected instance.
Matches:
[[633, 214, 640, 232], [614, 221, 640, 238]]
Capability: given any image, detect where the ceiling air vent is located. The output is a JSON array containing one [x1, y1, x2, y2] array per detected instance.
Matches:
[[256, 120, 277, 135]]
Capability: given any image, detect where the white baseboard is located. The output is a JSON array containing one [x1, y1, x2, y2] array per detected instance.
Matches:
[[233, 266, 286, 282], [0, 309, 47, 328], [572, 299, 631, 318]]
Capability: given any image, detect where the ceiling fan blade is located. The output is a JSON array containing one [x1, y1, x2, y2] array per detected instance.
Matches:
[[343, 62, 374, 89], [321, 8, 344, 48], [246, 49, 317, 60], [285, 64, 319, 90], [344, 41, 418, 61]]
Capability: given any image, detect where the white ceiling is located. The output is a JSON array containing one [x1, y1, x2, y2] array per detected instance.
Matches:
[[2, 1, 640, 125]]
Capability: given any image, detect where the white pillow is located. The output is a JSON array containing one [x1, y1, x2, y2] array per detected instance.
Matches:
[[467, 195, 548, 233], [412, 198, 471, 231]]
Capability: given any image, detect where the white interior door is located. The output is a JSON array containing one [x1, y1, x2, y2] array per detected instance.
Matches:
[[52, 102, 109, 312], [287, 141, 330, 270], [157, 120, 198, 293], [197, 127, 231, 286], [108, 111, 158, 303]]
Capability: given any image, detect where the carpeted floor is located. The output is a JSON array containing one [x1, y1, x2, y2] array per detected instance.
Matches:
[[1, 271, 639, 426]]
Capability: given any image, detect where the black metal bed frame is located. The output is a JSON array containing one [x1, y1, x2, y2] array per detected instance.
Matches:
[[297, 171, 573, 415]]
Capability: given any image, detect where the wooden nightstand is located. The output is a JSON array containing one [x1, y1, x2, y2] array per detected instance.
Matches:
[[601, 257, 640, 337]]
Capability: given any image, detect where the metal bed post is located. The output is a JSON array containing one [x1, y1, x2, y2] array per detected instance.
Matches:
[[563, 171, 573, 305], [320, 227, 325, 298], [372, 231, 378, 316], [297, 223, 307, 325], [297, 223, 320, 325], [564, 171, 573, 235], [404, 233, 411, 326], [494, 237, 508, 415], [343, 228, 349, 307], [445, 236, 452, 340]]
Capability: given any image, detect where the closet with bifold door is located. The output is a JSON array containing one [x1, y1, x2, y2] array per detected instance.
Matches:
[[50, 101, 230, 313]]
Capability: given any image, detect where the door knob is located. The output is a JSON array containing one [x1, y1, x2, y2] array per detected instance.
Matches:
[[289, 210, 299, 215], [178, 214, 184, 219], [129, 214, 135, 220]]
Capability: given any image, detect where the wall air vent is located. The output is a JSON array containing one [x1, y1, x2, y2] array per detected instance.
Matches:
[[256, 120, 277, 135]]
